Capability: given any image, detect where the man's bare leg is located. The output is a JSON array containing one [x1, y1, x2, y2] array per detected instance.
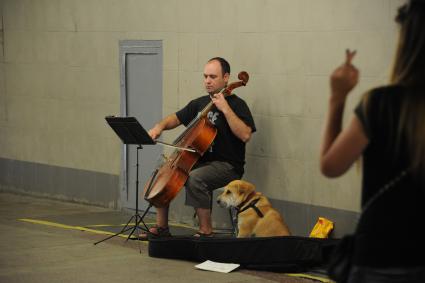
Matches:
[[155, 206, 169, 228], [139, 206, 169, 238], [196, 207, 213, 235]]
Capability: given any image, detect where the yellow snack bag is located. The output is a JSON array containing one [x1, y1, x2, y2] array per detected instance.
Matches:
[[309, 217, 334, 238]]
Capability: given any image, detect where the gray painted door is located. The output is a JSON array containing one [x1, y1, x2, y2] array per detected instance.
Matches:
[[120, 40, 162, 212]]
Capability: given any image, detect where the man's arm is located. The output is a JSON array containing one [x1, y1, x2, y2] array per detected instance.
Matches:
[[222, 107, 252, 142], [148, 113, 181, 140], [211, 93, 252, 142]]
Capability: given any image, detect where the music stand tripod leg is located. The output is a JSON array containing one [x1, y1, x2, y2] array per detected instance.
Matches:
[[127, 203, 153, 242], [93, 214, 137, 245], [94, 146, 148, 245], [128, 166, 159, 241]]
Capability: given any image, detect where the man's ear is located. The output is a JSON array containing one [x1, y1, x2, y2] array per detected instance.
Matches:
[[223, 72, 230, 83]]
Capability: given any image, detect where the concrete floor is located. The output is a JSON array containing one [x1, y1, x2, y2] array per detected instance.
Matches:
[[0, 192, 330, 283]]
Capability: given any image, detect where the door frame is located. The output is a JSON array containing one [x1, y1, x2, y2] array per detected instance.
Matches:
[[119, 40, 162, 208]]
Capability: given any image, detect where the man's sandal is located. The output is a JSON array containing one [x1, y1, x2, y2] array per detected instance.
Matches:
[[138, 226, 171, 241]]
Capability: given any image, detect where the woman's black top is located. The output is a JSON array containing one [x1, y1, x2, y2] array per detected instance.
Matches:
[[354, 85, 425, 267]]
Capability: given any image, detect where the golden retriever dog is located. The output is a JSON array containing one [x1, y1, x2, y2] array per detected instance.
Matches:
[[217, 180, 291, 238]]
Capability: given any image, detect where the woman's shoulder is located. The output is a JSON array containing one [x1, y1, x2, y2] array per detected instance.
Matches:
[[368, 84, 405, 97], [362, 84, 405, 106]]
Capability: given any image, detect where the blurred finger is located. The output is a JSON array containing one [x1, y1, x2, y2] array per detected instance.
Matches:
[[345, 49, 357, 65]]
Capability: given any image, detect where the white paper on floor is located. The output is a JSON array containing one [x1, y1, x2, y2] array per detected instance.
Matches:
[[195, 260, 240, 273]]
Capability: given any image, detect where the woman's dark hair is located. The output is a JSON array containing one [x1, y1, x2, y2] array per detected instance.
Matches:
[[208, 57, 231, 76], [391, 0, 425, 179], [392, 0, 425, 85]]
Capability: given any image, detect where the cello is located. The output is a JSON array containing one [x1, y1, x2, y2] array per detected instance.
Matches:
[[143, 71, 250, 208]]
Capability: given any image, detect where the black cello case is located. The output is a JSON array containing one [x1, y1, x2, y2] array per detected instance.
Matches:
[[148, 235, 338, 272]]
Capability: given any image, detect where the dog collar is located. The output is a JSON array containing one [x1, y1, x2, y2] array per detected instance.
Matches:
[[237, 192, 256, 210], [236, 197, 264, 218]]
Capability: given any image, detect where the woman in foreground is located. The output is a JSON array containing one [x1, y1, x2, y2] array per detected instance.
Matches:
[[320, 1, 425, 282]]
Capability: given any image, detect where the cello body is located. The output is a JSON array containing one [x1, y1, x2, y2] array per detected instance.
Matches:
[[144, 118, 216, 207], [143, 71, 249, 208]]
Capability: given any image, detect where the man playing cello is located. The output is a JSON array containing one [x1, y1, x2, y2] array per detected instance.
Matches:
[[140, 57, 256, 238]]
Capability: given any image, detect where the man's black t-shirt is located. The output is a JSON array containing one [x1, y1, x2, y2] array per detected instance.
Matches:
[[176, 94, 256, 176], [354, 85, 425, 267]]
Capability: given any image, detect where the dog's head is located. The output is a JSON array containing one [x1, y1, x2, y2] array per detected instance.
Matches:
[[217, 180, 256, 208]]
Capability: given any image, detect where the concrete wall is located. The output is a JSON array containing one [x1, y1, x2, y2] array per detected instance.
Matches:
[[0, 0, 405, 235]]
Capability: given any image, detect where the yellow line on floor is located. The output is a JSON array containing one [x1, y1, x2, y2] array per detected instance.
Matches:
[[85, 222, 194, 230], [18, 218, 141, 240], [85, 222, 156, 228]]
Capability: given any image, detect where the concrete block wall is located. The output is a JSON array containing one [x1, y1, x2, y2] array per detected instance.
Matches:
[[0, 0, 406, 234]]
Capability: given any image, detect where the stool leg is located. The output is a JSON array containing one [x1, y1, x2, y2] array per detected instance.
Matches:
[[229, 208, 238, 237], [209, 191, 213, 214]]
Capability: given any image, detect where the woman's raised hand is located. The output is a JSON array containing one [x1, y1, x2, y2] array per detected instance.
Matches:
[[330, 49, 359, 101]]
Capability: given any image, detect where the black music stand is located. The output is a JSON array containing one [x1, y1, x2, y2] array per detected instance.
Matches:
[[94, 116, 156, 247]]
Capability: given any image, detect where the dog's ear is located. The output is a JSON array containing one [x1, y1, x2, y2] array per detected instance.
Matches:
[[238, 181, 255, 195]]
